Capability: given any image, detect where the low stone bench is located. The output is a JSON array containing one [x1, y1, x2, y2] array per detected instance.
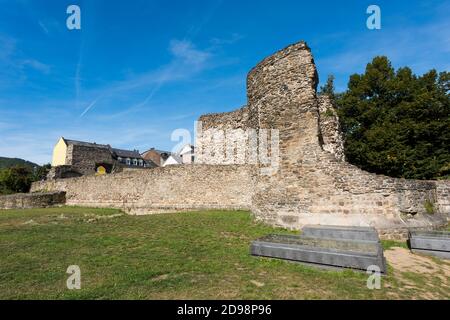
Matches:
[[250, 234, 387, 273], [302, 225, 380, 242], [409, 231, 450, 259]]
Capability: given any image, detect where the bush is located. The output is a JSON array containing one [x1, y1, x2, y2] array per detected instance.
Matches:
[[32, 164, 51, 181]]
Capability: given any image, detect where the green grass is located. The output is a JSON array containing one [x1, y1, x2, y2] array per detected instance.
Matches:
[[381, 240, 408, 250], [0, 207, 448, 300]]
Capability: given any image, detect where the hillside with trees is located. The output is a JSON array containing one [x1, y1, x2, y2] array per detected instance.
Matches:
[[0, 157, 39, 170], [0, 158, 50, 194]]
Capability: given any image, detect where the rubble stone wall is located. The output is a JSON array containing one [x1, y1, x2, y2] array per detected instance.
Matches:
[[32, 165, 255, 214], [317, 95, 346, 162], [66, 144, 113, 175], [0, 192, 66, 210]]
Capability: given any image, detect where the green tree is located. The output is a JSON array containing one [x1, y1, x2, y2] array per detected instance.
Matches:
[[319, 74, 336, 100], [32, 163, 51, 181], [0, 166, 33, 194], [335, 56, 450, 180]]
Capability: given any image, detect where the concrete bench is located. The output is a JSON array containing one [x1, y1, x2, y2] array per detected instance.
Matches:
[[409, 231, 450, 259], [251, 234, 386, 273], [302, 225, 380, 242]]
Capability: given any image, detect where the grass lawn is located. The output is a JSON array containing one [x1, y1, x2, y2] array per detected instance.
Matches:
[[0, 207, 448, 299]]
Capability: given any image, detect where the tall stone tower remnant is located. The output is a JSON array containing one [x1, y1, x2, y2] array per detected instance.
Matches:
[[197, 41, 449, 237]]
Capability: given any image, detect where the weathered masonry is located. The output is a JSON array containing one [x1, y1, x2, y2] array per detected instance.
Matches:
[[0, 192, 66, 210], [32, 165, 255, 214], [32, 41, 449, 239]]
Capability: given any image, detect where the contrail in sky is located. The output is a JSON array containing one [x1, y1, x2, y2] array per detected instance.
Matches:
[[80, 97, 100, 117]]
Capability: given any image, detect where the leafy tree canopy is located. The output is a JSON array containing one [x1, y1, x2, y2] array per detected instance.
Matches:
[[0, 166, 33, 194], [332, 56, 449, 180], [0, 164, 51, 195], [319, 74, 336, 100]]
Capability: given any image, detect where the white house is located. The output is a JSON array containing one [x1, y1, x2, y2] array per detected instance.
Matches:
[[178, 144, 195, 164], [162, 144, 195, 167], [163, 154, 183, 166]]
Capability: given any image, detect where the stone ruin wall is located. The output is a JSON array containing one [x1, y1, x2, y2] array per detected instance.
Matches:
[[196, 41, 449, 239], [436, 181, 450, 215], [31, 41, 449, 239], [196, 106, 254, 165], [0, 191, 66, 210], [317, 96, 346, 162], [31, 165, 255, 214]]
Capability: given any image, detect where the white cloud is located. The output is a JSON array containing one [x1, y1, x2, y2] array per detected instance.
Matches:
[[76, 38, 215, 119], [0, 34, 51, 89], [210, 33, 245, 46], [0, 35, 15, 61], [169, 39, 211, 67], [21, 59, 51, 74]]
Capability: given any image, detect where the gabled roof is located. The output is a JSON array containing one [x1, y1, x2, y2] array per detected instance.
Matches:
[[63, 138, 110, 149], [111, 148, 142, 159], [142, 148, 171, 155], [62, 137, 142, 159], [178, 144, 194, 155]]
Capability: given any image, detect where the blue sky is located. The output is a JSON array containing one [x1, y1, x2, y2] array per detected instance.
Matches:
[[0, 0, 449, 164]]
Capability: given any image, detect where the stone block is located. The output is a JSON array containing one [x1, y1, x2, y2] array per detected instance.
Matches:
[[409, 231, 450, 259], [411, 249, 450, 259], [250, 234, 386, 273], [302, 225, 380, 242]]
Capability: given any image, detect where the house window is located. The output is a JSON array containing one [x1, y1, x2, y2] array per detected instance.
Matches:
[[126, 158, 131, 165], [191, 155, 195, 163], [118, 157, 122, 162], [133, 159, 138, 166], [139, 159, 143, 166]]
